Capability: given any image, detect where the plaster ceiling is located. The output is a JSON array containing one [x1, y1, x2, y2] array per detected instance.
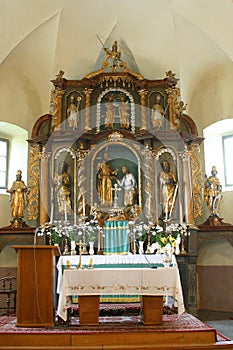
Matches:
[[0, 0, 232, 121]]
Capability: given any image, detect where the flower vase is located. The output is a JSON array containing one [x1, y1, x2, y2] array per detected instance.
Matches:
[[89, 241, 94, 255], [175, 234, 181, 255], [138, 241, 144, 254], [163, 247, 172, 267], [71, 240, 76, 255]]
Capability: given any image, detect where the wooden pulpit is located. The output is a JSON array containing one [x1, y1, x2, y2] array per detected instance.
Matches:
[[13, 245, 60, 327]]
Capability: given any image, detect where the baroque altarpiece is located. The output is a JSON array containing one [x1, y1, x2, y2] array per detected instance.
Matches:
[[27, 42, 204, 233]]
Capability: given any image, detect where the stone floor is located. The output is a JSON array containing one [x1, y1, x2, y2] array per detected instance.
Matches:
[[198, 310, 233, 340]]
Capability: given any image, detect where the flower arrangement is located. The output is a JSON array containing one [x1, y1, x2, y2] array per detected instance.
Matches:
[[151, 223, 188, 254], [35, 219, 103, 248], [35, 221, 69, 245], [130, 221, 188, 254]]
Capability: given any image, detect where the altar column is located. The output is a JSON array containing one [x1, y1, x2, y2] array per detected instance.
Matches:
[[180, 149, 194, 225], [55, 89, 65, 130], [40, 149, 50, 225], [144, 148, 154, 221], [139, 89, 148, 130], [84, 88, 93, 131]]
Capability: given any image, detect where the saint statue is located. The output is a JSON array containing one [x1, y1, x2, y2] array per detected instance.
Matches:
[[104, 40, 122, 71], [118, 94, 130, 129], [67, 95, 81, 130], [204, 166, 222, 216], [104, 94, 116, 129], [159, 161, 177, 220], [151, 94, 165, 129], [116, 166, 136, 207], [54, 162, 72, 218], [97, 161, 117, 206], [7, 170, 28, 221]]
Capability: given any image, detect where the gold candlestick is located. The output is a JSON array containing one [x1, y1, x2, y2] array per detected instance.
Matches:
[[180, 235, 186, 255], [76, 240, 86, 269]]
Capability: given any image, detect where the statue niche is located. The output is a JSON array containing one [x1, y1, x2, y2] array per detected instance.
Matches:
[[90, 143, 140, 213], [97, 89, 135, 133]]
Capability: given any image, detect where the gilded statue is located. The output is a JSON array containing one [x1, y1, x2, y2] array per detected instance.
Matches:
[[7, 170, 28, 220], [54, 162, 72, 218], [174, 100, 187, 130], [104, 40, 122, 71], [97, 161, 117, 206], [204, 166, 222, 216], [159, 161, 177, 220], [151, 94, 165, 129]]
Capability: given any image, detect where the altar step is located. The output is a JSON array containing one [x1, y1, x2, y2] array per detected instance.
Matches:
[[0, 329, 233, 349], [1, 313, 233, 349]]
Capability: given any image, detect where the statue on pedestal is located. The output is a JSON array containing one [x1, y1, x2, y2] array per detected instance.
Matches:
[[204, 166, 222, 218], [7, 170, 28, 228], [116, 166, 136, 207], [159, 161, 177, 221], [54, 162, 72, 220]]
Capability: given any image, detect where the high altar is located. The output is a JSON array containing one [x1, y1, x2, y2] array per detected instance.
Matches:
[[26, 40, 203, 314]]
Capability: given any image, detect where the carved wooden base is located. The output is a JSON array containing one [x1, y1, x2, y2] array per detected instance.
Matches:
[[200, 215, 232, 228], [4, 218, 29, 229]]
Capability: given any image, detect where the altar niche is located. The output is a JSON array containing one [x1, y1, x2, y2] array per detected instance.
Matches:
[[88, 142, 142, 215], [97, 89, 135, 133]]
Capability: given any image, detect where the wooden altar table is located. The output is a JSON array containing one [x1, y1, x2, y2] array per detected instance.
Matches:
[[57, 267, 185, 325]]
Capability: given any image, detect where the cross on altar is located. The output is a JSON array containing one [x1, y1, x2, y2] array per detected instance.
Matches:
[[111, 183, 121, 208], [76, 240, 87, 269]]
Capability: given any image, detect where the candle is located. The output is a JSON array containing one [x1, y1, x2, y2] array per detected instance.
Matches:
[[165, 198, 168, 221], [179, 202, 183, 224], [82, 195, 85, 216], [50, 203, 54, 223], [64, 199, 67, 222]]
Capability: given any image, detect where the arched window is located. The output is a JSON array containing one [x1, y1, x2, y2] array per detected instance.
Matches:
[[0, 122, 28, 193], [0, 138, 9, 189], [222, 134, 233, 187], [203, 119, 233, 191]]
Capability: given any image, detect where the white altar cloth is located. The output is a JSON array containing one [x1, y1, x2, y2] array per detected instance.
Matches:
[[56, 254, 177, 294], [57, 267, 185, 321]]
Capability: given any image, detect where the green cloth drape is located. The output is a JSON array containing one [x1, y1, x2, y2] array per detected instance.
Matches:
[[104, 220, 129, 254]]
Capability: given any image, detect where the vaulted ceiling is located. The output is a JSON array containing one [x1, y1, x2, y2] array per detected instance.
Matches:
[[0, 0, 232, 133]]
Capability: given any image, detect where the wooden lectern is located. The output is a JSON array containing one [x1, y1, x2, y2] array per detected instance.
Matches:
[[13, 245, 60, 327]]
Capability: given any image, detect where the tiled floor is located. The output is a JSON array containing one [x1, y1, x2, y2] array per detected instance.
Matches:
[[198, 310, 233, 340]]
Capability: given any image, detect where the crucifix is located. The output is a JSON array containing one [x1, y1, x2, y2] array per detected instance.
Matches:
[[76, 240, 87, 269], [111, 183, 121, 208]]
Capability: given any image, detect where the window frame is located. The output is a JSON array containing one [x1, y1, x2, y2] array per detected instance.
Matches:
[[222, 134, 233, 187], [0, 138, 9, 189]]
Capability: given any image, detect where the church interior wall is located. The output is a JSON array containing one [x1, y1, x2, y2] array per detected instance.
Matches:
[[0, 67, 43, 134], [189, 65, 233, 134], [197, 240, 233, 312]]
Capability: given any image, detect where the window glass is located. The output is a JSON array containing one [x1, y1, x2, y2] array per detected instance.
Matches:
[[0, 138, 8, 189], [223, 135, 233, 186]]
